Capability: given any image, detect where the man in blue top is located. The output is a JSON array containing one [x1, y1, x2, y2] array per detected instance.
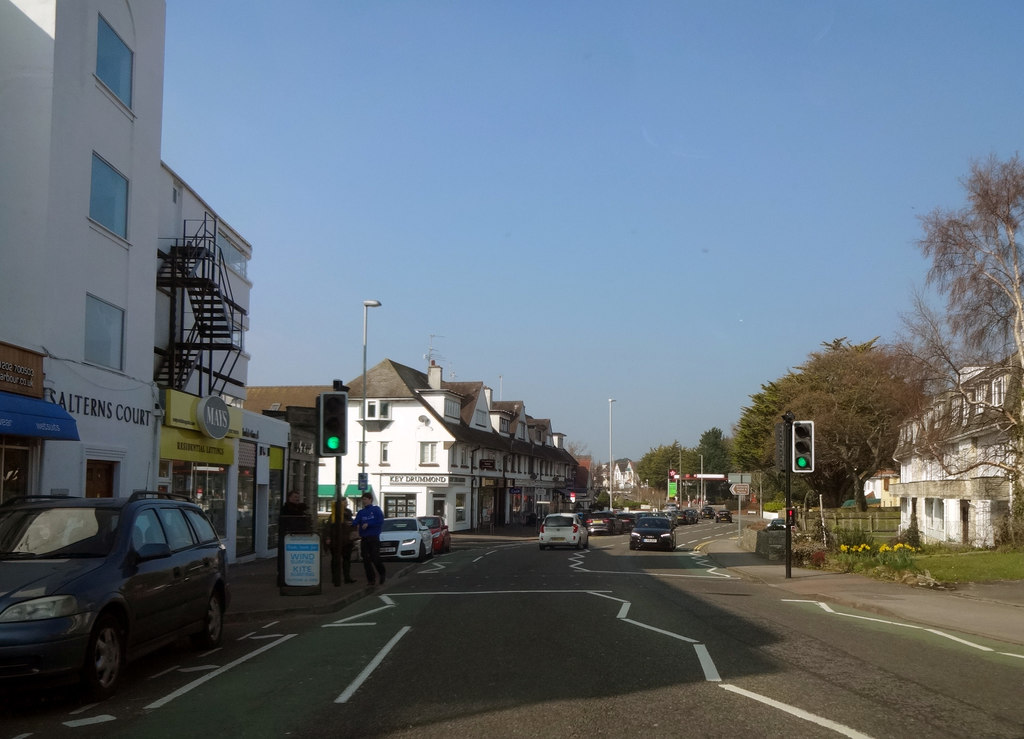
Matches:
[[353, 492, 386, 586]]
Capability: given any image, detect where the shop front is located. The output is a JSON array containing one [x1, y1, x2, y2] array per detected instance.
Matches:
[[159, 389, 240, 555], [380, 473, 472, 531], [0, 342, 82, 501]]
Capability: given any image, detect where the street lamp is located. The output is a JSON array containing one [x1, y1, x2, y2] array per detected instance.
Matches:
[[361, 300, 381, 484], [608, 398, 615, 510]]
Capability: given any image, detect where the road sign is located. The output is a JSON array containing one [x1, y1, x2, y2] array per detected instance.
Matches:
[[730, 483, 750, 496]]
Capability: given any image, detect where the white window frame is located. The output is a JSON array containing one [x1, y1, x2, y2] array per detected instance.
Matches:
[[380, 441, 389, 464], [419, 442, 437, 465], [365, 400, 390, 420]]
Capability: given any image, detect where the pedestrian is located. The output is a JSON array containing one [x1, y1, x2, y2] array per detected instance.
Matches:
[[321, 500, 357, 585], [278, 490, 311, 587], [353, 492, 386, 586]]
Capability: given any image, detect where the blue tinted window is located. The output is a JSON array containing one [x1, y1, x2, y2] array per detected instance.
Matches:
[[90, 154, 128, 238], [96, 16, 132, 107]]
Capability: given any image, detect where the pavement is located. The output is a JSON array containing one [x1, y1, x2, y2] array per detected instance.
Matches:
[[225, 528, 1024, 647]]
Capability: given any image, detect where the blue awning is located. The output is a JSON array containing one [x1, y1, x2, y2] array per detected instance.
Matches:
[[0, 392, 80, 440]]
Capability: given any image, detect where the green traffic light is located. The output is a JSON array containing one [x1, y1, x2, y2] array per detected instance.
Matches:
[[326, 436, 341, 450], [796, 456, 809, 469]]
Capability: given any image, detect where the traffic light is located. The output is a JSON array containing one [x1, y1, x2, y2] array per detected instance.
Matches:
[[791, 420, 814, 473], [785, 507, 796, 527], [317, 391, 348, 456]]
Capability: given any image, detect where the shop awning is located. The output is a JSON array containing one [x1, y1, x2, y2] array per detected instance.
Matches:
[[318, 484, 374, 498], [0, 392, 79, 440]]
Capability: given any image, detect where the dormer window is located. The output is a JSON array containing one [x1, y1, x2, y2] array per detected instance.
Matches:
[[474, 408, 487, 427], [445, 399, 460, 418], [500, 418, 510, 433]]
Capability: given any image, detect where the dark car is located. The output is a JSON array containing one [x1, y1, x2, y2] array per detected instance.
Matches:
[[680, 509, 699, 525], [583, 511, 622, 535], [629, 516, 676, 551], [715, 509, 733, 523], [701, 506, 716, 519], [766, 518, 789, 531], [0, 492, 229, 699], [616, 512, 638, 532]]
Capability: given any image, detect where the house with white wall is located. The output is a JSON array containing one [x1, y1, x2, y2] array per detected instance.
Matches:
[[891, 363, 1014, 547]]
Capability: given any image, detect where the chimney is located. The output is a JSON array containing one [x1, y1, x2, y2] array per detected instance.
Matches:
[[428, 360, 442, 389]]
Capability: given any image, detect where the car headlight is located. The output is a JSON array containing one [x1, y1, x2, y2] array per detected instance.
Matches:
[[0, 595, 78, 622], [659, 532, 672, 539], [401, 538, 417, 546]]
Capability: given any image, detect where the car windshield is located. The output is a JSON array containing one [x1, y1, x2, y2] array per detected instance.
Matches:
[[418, 517, 441, 528], [545, 516, 574, 527], [0, 507, 119, 558], [636, 518, 669, 530], [382, 519, 418, 532]]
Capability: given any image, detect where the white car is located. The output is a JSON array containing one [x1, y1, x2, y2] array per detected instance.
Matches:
[[538, 513, 589, 550], [378, 517, 434, 561]]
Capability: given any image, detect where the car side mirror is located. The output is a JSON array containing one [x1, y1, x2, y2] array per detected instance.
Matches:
[[135, 542, 171, 562]]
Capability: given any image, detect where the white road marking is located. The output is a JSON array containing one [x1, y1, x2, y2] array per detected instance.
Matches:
[[323, 602, 395, 627], [335, 626, 411, 703], [144, 634, 296, 710], [783, 599, 1024, 658], [63, 715, 117, 728], [720, 683, 874, 738]]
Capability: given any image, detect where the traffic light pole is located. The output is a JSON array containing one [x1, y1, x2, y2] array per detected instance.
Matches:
[[782, 411, 794, 579]]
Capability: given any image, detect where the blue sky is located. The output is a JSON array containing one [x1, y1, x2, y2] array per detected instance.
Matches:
[[162, 1, 1024, 463]]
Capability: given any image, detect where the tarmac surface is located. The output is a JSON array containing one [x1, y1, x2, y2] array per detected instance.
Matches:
[[226, 528, 1024, 647]]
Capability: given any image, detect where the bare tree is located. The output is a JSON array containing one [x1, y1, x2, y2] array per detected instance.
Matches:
[[904, 154, 1024, 542]]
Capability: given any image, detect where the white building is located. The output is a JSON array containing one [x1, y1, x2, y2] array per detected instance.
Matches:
[[0, 0, 288, 562], [891, 363, 1013, 547], [246, 360, 580, 530]]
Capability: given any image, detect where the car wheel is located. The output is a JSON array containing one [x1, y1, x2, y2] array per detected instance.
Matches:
[[418, 543, 427, 562], [192, 590, 225, 649], [82, 613, 124, 700], [443, 534, 452, 553]]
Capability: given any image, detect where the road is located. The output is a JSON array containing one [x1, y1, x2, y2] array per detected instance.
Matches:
[[4, 520, 1023, 738]]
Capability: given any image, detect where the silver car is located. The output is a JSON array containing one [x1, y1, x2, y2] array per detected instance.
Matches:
[[539, 514, 589, 550]]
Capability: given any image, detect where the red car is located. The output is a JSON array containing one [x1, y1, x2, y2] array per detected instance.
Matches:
[[417, 515, 452, 554]]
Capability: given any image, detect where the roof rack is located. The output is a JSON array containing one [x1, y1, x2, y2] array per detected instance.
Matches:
[[127, 490, 192, 503]]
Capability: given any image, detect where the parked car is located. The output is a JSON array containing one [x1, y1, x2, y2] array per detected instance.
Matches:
[[701, 506, 716, 519], [681, 509, 700, 525], [715, 509, 733, 523], [629, 516, 676, 551], [583, 511, 622, 535], [0, 492, 229, 699], [766, 518, 789, 531], [417, 515, 451, 554], [539, 514, 588, 550], [616, 512, 638, 532], [378, 517, 433, 561]]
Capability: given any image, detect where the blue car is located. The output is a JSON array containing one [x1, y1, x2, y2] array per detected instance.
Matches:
[[0, 492, 229, 698]]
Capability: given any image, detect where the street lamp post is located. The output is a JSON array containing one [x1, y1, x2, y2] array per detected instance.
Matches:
[[361, 300, 381, 494], [608, 398, 615, 510]]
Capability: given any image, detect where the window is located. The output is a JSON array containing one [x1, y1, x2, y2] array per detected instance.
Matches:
[[365, 400, 390, 420], [90, 154, 128, 237], [380, 441, 389, 464], [445, 399, 460, 418], [420, 442, 437, 465], [218, 233, 248, 278], [358, 441, 366, 466], [96, 16, 132, 107], [992, 377, 1005, 407], [85, 294, 124, 370]]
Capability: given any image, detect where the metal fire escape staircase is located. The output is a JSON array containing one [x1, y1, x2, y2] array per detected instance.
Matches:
[[155, 214, 246, 396]]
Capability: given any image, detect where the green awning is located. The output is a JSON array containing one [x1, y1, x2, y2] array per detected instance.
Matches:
[[317, 484, 373, 498]]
